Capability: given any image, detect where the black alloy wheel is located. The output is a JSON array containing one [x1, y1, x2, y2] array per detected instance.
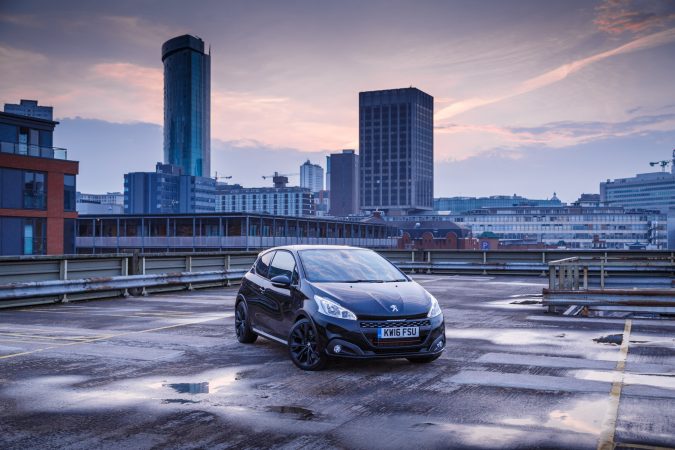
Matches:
[[235, 301, 257, 343], [288, 318, 328, 371]]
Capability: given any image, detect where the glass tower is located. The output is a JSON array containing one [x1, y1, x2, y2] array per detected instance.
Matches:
[[359, 87, 433, 213], [161, 35, 210, 177]]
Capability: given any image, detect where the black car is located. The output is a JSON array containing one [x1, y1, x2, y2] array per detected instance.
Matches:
[[235, 245, 445, 370]]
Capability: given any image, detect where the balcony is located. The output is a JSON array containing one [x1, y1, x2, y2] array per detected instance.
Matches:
[[0, 141, 68, 160]]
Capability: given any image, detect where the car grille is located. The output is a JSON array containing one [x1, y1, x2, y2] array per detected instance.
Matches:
[[360, 319, 431, 329]]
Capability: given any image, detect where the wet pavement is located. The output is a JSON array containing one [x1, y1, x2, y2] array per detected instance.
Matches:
[[1, 274, 674, 449]]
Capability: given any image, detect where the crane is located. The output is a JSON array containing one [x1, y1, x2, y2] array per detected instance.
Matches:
[[214, 172, 233, 182], [649, 149, 675, 172], [649, 160, 671, 172], [262, 172, 299, 188]]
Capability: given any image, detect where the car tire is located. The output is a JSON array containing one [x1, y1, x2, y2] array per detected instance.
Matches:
[[406, 354, 441, 364], [288, 318, 328, 371], [235, 300, 257, 344]]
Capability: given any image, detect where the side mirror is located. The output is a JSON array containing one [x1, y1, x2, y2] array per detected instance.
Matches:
[[270, 274, 292, 288]]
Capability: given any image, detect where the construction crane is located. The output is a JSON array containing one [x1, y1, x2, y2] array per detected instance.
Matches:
[[214, 172, 233, 182], [649, 159, 671, 172], [262, 172, 298, 188]]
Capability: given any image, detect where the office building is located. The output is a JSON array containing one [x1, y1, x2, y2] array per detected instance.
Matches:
[[0, 110, 78, 255], [450, 206, 668, 249], [124, 163, 216, 214], [327, 149, 359, 216], [162, 34, 211, 177], [4, 99, 53, 121], [600, 155, 675, 213], [75, 213, 397, 252], [216, 184, 314, 217], [76, 192, 124, 215], [300, 160, 324, 193], [359, 87, 433, 213], [434, 194, 563, 213], [314, 189, 330, 216]]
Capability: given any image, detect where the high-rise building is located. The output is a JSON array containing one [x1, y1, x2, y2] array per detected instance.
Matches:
[[0, 109, 78, 255], [327, 149, 359, 216], [300, 160, 324, 193], [600, 153, 675, 214], [359, 87, 433, 214], [4, 99, 53, 121], [124, 163, 216, 214], [162, 34, 211, 178]]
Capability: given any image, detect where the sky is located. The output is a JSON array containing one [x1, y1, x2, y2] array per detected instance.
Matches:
[[1, 0, 675, 202]]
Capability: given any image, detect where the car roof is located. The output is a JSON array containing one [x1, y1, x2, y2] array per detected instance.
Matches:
[[264, 245, 369, 252]]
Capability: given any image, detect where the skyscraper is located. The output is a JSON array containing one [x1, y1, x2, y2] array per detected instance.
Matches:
[[359, 87, 433, 214], [300, 160, 324, 193], [327, 149, 359, 216], [162, 34, 211, 178]]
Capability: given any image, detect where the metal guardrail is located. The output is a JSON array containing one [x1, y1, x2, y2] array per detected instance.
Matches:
[[0, 249, 673, 309], [542, 256, 675, 315]]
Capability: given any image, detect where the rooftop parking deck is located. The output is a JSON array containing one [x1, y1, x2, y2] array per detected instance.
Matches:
[[1, 274, 673, 449]]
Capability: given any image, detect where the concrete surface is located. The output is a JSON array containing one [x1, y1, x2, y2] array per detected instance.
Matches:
[[1, 274, 674, 449]]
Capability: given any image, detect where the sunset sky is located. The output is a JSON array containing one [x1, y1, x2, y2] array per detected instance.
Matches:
[[1, 0, 674, 202]]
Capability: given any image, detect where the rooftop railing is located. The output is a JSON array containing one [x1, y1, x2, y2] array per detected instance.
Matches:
[[0, 141, 68, 160]]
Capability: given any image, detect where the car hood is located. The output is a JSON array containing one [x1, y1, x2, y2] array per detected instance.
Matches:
[[310, 281, 431, 319]]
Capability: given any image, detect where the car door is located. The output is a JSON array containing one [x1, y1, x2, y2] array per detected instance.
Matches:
[[246, 250, 276, 333], [263, 250, 299, 339]]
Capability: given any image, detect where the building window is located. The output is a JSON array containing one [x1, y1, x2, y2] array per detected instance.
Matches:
[[64, 174, 76, 211], [23, 171, 46, 209], [23, 218, 46, 255]]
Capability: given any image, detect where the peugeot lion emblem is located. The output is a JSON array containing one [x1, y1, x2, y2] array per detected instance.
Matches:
[[390, 305, 399, 312]]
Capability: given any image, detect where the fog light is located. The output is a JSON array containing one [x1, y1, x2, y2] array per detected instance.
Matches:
[[435, 339, 444, 350], [333, 344, 342, 354]]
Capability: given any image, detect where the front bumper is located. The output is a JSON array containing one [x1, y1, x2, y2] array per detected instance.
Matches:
[[313, 313, 446, 359]]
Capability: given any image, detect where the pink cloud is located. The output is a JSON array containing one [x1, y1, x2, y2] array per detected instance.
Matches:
[[595, 0, 675, 35], [435, 27, 675, 122]]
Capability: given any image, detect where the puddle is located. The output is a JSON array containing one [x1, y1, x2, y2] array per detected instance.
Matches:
[[266, 405, 316, 420], [593, 334, 623, 346], [162, 398, 200, 404], [501, 398, 608, 435], [510, 299, 541, 305], [165, 382, 209, 394]]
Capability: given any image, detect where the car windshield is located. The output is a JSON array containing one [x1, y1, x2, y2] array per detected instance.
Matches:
[[298, 249, 407, 283]]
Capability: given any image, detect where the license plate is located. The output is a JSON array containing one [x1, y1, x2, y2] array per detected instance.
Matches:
[[377, 326, 419, 339]]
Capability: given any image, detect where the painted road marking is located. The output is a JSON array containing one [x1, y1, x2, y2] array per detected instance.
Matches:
[[614, 443, 675, 450], [597, 319, 632, 450], [0, 313, 233, 360]]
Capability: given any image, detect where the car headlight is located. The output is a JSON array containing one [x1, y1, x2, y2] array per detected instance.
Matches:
[[427, 294, 442, 318], [314, 295, 357, 320]]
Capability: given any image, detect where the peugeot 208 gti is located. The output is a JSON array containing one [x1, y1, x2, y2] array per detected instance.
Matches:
[[235, 245, 445, 370]]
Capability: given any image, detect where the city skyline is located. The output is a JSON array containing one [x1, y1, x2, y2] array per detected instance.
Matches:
[[1, 0, 675, 202]]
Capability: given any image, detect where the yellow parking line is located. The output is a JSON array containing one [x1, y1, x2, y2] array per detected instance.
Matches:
[[0, 314, 231, 361], [613, 443, 675, 450], [597, 319, 632, 450]]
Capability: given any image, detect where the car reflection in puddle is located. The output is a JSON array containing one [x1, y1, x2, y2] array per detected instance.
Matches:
[[164, 382, 209, 394]]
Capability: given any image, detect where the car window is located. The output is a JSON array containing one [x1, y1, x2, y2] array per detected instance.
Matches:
[[298, 249, 407, 283], [254, 251, 275, 279], [268, 251, 297, 282]]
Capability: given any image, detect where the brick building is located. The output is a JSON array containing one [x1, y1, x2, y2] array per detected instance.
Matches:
[[0, 110, 78, 255]]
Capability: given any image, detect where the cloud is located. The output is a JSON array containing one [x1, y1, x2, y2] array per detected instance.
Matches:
[[594, 0, 675, 35], [435, 27, 675, 121], [435, 113, 675, 161]]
